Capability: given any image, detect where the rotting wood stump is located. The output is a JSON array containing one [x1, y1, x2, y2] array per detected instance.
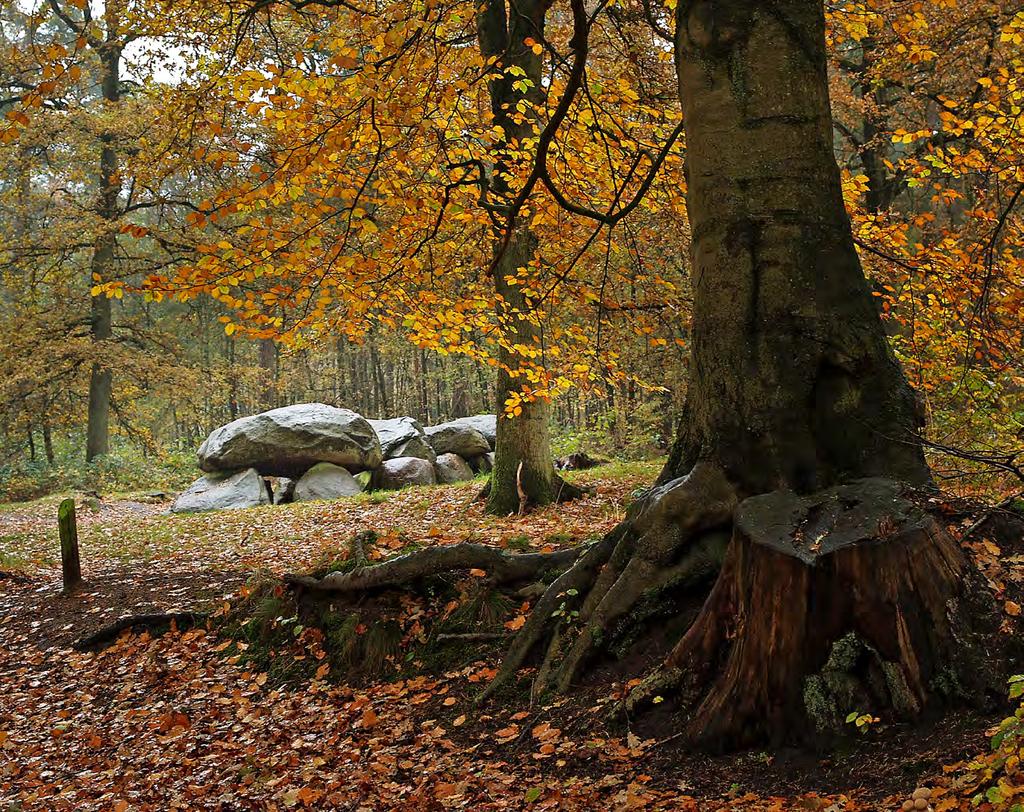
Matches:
[[658, 478, 1003, 750]]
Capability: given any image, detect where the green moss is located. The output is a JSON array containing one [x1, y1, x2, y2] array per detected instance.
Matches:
[[445, 588, 514, 631], [362, 621, 403, 674], [354, 489, 391, 505], [882, 661, 921, 716], [803, 675, 839, 733], [505, 534, 532, 551], [823, 632, 864, 672]]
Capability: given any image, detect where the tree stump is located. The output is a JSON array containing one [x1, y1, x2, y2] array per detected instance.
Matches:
[[666, 478, 1002, 750], [58, 498, 82, 595]]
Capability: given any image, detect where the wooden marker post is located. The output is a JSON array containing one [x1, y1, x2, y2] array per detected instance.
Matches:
[[58, 498, 81, 594]]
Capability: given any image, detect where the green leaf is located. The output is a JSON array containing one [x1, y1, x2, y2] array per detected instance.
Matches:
[[524, 786, 543, 803]]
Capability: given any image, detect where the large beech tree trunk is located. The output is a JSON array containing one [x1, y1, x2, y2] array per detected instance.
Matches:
[[624, 0, 1000, 746], [478, 0, 578, 515], [662, 0, 929, 495]]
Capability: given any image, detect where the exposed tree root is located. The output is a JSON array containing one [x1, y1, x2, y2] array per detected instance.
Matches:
[[435, 632, 509, 644], [553, 474, 587, 504], [482, 462, 737, 700], [274, 467, 1005, 752], [73, 612, 207, 652], [285, 542, 587, 593], [479, 526, 622, 702]]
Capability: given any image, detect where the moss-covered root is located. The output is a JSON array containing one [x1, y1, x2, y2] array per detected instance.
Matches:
[[286, 541, 587, 594], [481, 462, 736, 702]]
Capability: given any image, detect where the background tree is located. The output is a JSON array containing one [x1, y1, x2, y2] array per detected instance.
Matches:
[[134, 0, 688, 509]]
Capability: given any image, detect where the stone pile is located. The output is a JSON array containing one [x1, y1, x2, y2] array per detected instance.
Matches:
[[172, 404, 497, 513]]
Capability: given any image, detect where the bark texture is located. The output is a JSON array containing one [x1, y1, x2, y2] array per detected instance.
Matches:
[[86, 37, 121, 462], [662, 0, 929, 495], [478, 0, 579, 515]]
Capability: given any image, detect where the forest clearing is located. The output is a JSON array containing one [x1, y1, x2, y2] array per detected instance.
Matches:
[[4, 0, 1024, 808]]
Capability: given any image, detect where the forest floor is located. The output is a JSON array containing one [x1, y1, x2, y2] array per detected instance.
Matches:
[[1, 461, 1022, 811]]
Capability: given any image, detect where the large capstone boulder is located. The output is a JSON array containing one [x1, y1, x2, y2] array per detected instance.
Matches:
[[451, 415, 497, 449], [171, 468, 270, 513], [434, 453, 475, 484], [198, 403, 381, 477], [368, 417, 425, 458], [372, 457, 437, 490], [425, 421, 490, 458], [293, 462, 363, 502]]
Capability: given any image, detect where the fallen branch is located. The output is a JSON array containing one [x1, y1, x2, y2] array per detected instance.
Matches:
[[285, 543, 588, 594], [72, 612, 207, 652]]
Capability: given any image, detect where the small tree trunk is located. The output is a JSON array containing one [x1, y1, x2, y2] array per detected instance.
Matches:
[[227, 337, 239, 419], [42, 419, 54, 465], [487, 231, 569, 514], [477, 0, 577, 514], [369, 337, 389, 417], [85, 40, 121, 463], [86, 289, 113, 461], [258, 338, 277, 410], [58, 498, 82, 595]]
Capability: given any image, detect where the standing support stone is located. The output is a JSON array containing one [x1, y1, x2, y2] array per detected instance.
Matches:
[[58, 498, 81, 594]]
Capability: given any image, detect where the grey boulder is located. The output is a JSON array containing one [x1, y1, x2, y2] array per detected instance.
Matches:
[[390, 434, 436, 463], [372, 457, 437, 490], [171, 468, 270, 513], [293, 462, 363, 502], [198, 403, 381, 477], [368, 417, 426, 458], [425, 421, 490, 458], [272, 477, 297, 505], [434, 453, 475, 484], [451, 415, 497, 449]]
